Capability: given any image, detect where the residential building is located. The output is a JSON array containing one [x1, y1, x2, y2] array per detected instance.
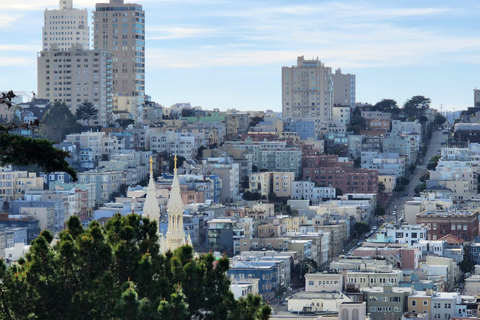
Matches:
[[302, 154, 378, 194], [416, 209, 480, 241], [364, 284, 412, 320], [407, 289, 460, 319], [282, 56, 333, 123], [42, 0, 89, 51], [37, 47, 113, 126], [346, 270, 403, 289], [331, 105, 351, 128], [332, 68, 356, 108], [287, 291, 352, 314], [227, 260, 281, 300], [225, 112, 250, 140], [305, 272, 343, 292], [0, 168, 44, 202], [93, 0, 145, 111]]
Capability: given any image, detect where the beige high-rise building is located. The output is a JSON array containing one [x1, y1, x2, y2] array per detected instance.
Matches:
[[42, 0, 89, 51], [282, 56, 334, 122], [37, 46, 113, 126], [93, 0, 146, 114], [332, 68, 356, 108]]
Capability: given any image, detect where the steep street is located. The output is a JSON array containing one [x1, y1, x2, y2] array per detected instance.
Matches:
[[386, 129, 448, 223]]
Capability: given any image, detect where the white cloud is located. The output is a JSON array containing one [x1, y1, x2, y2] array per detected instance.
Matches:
[[148, 27, 217, 40]]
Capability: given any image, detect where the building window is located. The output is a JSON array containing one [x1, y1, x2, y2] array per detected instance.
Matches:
[[411, 301, 416, 307]]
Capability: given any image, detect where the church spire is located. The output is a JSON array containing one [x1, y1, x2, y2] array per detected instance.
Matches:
[[142, 156, 160, 233], [165, 154, 186, 252]]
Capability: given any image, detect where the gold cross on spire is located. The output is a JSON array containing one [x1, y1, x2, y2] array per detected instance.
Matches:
[[174, 154, 177, 170]]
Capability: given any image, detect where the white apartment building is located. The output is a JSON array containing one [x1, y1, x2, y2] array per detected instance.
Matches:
[[42, 0, 89, 51], [413, 240, 445, 260], [37, 47, 113, 126], [383, 225, 427, 246], [282, 56, 333, 123], [428, 161, 477, 201], [346, 270, 403, 289], [291, 181, 336, 204], [150, 131, 207, 160], [331, 105, 351, 128], [305, 272, 343, 292]]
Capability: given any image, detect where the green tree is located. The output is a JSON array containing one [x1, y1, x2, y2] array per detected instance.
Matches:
[[404, 95, 431, 117], [40, 101, 80, 143], [374, 205, 385, 216], [0, 94, 77, 181], [354, 222, 371, 237], [292, 258, 317, 284], [435, 114, 447, 126], [197, 145, 207, 159], [378, 182, 385, 194], [373, 98, 399, 113], [427, 155, 441, 170], [76, 100, 98, 122], [116, 118, 135, 129], [354, 157, 361, 168], [0, 214, 270, 319], [414, 183, 426, 195]]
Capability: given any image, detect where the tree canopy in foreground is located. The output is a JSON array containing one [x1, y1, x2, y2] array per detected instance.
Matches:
[[0, 214, 271, 320]]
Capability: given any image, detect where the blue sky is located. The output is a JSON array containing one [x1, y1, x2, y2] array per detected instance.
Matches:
[[1, 0, 480, 112]]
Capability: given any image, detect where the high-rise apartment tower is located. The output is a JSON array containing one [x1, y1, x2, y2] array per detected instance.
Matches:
[[282, 56, 334, 122], [93, 0, 146, 108], [332, 68, 356, 108], [42, 0, 89, 51]]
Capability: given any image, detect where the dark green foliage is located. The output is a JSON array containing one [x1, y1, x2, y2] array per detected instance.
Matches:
[[354, 222, 371, 236], [374, 205, 385, 216], [40, 101, 81, 143], [435, 114, 447, 126], [377, 182, 385, 194], [76, 100, 98, 121], [409, 164, 416, 173], [420, 171, 430, 183], [197, 145, 207, 159], [243, 191, 261, 201], [354, 157, 361, 168], [116, 119, 135, 129], [404, 95, 431, 117], [0, 125, 77, 181], [414, 183, 426, 195], [398, 177, 410, 186], [427, 155, 441, 170], [373, 99, 400, 113], [292, 258, 317, 284], [0, 214, 270, 320]]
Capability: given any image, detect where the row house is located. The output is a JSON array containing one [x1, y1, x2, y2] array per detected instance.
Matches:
[[77, 170, 123, 205], [247, 172, 295, 198], [383, 132, 419, 166]]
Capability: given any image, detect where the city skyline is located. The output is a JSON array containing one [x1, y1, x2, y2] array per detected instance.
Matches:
[[1, 0, 480, 111]]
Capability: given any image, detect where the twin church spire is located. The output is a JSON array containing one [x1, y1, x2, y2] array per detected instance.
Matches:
[[142, 155, 187, 254]]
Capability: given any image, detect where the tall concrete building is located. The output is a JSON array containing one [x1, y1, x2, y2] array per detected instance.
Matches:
[[37, 46, 113, 126], [42, 0, 89, 51], [332, 68, 356, 108], [282, 56, 334, 122], [93, 0, 146, 112]]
